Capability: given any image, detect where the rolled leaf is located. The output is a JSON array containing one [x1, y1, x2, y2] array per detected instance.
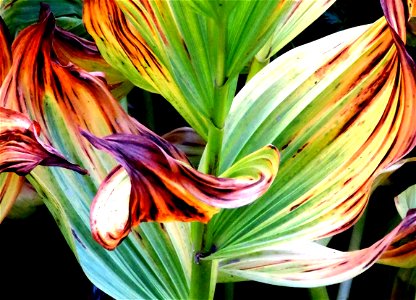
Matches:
[[380, 185, 416, 267], [218, 209, 416, 287], [395, 182, 416, 219], [206, 0, 416, 259], [0, 107, 86, 175], [81, 129, 279, 250]]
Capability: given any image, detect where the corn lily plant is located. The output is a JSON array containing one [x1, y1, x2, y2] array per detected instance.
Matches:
[[1, 0, 415, 299]]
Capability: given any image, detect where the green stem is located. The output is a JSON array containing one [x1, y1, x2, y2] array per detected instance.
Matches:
[[190, 10, 240, 300], [189, 258, 219, 300], [336, 208, 368, 300], [309, 286, 330, 300], [224, 282, 234, 300], [203, 15, 229, 176]]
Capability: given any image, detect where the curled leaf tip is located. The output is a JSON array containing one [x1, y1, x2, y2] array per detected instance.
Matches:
[[0, 108, 87, 176], [81, 129, 279, 249]]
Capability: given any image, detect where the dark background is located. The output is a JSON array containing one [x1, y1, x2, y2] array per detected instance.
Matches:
[[1, 0, 415, 299]]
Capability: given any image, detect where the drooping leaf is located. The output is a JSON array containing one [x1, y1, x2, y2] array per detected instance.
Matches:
[[0, 6, 193, 299], [205, 0, 416, 259], [81, 129, 279, 250], [52, 26, 134, 100], [217, 209, 416, 287], [0, 107, 87, 176]]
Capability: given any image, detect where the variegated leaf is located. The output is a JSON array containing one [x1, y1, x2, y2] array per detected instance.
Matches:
[[205, 0, 416, 259], [0, 107, 86, 175], [218, 208, 416, 287], [83, 0, 300, 138], [52, 26, 134, 100], [0, 6, 192, 299], [0, 173, 24, 222], [81, 129, 279, 250]]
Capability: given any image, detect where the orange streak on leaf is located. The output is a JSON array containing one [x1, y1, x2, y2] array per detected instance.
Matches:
[[0, 107, 87, 175], [0, 17, 12, 84], [82, 129, 278, 250]]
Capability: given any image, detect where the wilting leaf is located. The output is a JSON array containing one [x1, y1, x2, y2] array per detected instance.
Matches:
[[217, 209, 416, 287], [0, 6, 194, 299], [0, 107, 85, 222], [204, 0, 416, 259], [0, 107, 86, 175], [52, 26, 134, 99], [81, 129, 279, 250]]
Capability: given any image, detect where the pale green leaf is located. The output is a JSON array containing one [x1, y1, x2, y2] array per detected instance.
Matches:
[[217, 210, 416, 286], [205, 14, 416, 259], [395, 184, 416, 219]]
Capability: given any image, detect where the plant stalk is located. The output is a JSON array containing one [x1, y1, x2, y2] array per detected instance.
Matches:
[[336, 208, 368, 300], [189, 14, 232, 300], [309, 286, 330, 300], [203, 15, 229, 176]]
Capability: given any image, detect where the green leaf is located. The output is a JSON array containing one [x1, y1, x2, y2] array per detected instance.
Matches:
[[0, 8, 192, 298], [255, 0, 336, 62], [205, 11, 416, 259], [217, 208, 416, 287], [395, 184, 416, 219], [1, 0, 83, 37]]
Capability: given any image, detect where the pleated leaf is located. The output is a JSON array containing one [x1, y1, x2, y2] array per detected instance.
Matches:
[[205, 0, 416, 259], [217, 208, 416, 287], [81, 128, 279, 250], [83, 0, 326, 138], [0, 6, 193, 299]]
